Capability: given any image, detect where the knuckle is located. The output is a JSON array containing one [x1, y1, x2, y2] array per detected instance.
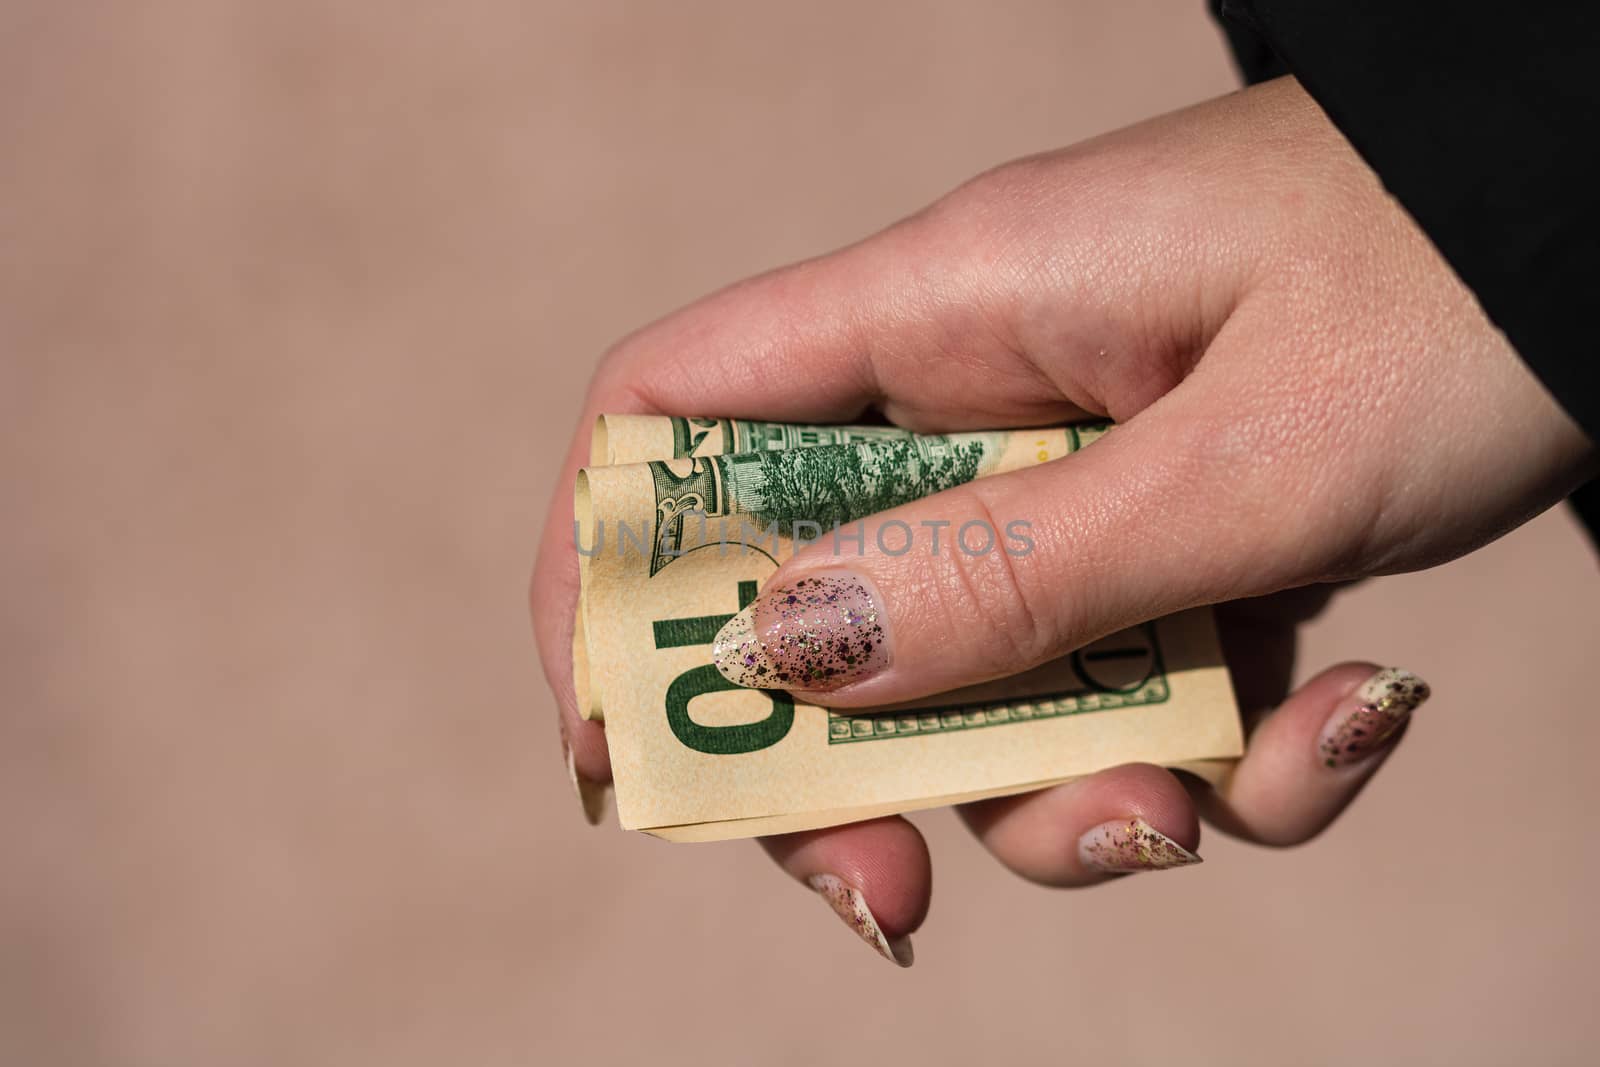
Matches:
[[902, 155, 1062, 271], [917, 487, 1063, 672]]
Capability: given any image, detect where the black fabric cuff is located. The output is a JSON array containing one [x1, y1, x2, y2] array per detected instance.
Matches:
[[1211, 0, 1598, 445]]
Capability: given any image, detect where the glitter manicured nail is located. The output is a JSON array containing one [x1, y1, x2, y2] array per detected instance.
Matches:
[[806, 873, 913, 967], [1078, 817, 1202, 874], [1317, 667, 1431, 768], [711, 572, 889, 691], [563, 730, 608, 826]]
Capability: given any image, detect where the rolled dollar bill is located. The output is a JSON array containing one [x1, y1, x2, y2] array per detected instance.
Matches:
[[573, 416, 1241, 841]]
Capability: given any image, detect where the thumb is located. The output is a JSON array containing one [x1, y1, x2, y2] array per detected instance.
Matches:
[[709, 399, 1299, 706]]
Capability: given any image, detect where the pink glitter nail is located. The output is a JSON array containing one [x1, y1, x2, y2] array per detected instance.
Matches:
[[712, 572, 890, 691]]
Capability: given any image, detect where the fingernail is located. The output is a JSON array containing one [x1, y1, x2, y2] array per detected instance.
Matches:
[[1317, 667, 1431, 768], [711, 572, 890, 691], [1078, 817, 1202, 874], [562, 731, 608, 826], [806, 874, 913, 967]]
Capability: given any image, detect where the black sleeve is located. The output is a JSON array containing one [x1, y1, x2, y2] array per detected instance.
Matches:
[[1209, 1, 1598, 446]]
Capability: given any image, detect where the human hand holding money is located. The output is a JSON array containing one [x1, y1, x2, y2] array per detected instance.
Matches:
[[522, 80, 1596, 964], [546, 411, 1425, 968], [541, 407, 1429, 969]]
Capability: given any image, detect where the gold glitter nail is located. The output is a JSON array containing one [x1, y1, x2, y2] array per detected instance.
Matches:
[[1317, 667, 1431, 768], [806, 873, 913, 967], [1078, 817, 1202, 874]]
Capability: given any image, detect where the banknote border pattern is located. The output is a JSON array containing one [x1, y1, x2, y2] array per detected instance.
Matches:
[[826, 622, 1171, 744]]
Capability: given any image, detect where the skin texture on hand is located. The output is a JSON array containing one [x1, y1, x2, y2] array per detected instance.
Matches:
[[530, 77, 1595, 964]]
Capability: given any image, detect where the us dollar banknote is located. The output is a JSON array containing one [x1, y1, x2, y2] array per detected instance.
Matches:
[[575, 415, 1242, 841]]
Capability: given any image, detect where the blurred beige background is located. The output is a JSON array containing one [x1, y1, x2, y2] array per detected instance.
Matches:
[[3, 3, 1596, 1065]]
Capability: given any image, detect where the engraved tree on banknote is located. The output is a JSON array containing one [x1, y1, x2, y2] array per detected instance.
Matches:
[[649, 435, 994, 575], [747, 438, 985, 532]]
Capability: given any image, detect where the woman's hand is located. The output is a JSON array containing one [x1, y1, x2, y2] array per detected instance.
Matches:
[[533, 77, 1595, 965]]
